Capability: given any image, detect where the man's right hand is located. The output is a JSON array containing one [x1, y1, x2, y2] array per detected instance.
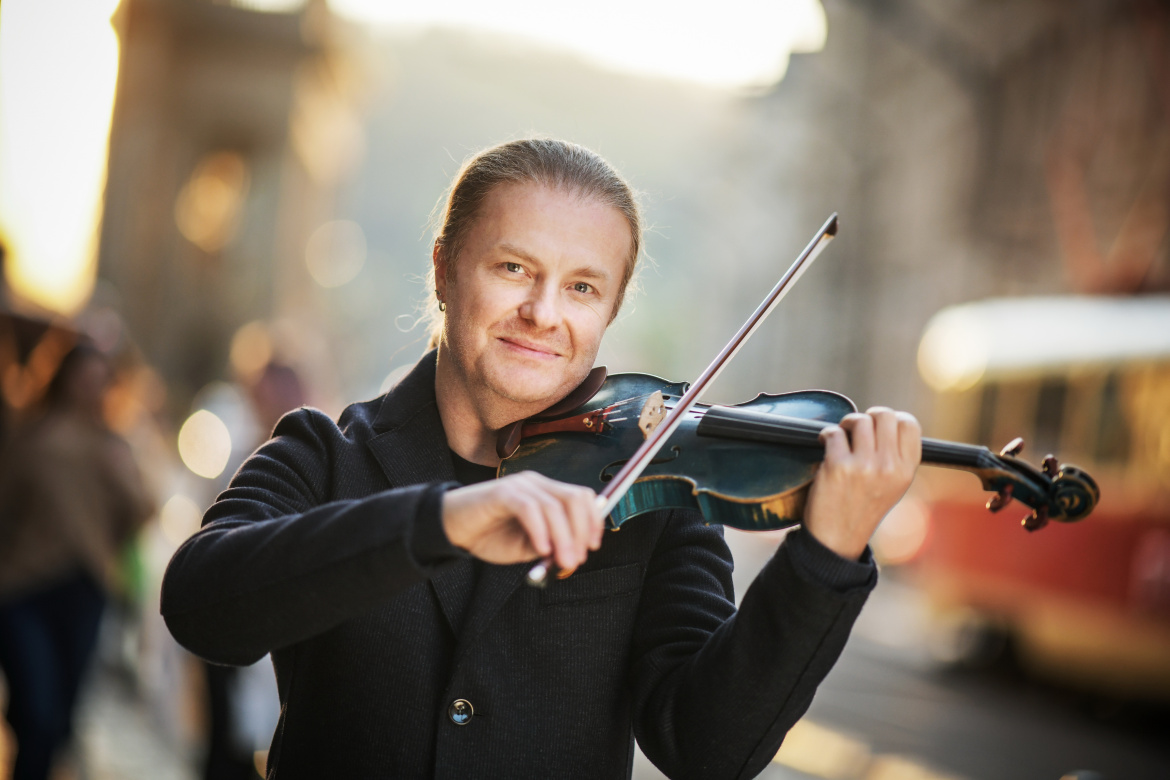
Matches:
[[441, 471, 605, 568]]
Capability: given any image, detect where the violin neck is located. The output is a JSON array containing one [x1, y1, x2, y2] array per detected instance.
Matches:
[[697, 406, 1000, 472]]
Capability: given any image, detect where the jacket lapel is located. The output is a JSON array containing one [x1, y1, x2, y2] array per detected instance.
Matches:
[[455, 562, 528, 662], [363, 351, 538, 649], [366, 351, 454, 489], [365, 352, 475, 633]]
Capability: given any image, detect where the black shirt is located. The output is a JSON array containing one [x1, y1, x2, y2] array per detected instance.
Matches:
[[450, 451, 496, 485]]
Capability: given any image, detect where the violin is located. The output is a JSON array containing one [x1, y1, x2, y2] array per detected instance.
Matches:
[[499, 370, 1099, 534], [511, 214, 1099, 585]]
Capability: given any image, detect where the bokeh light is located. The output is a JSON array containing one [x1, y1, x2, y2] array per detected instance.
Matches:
[[917, 307, 989, 393], [174, 151, 251, 253], [871, 495, 930, 567], [159, 493, 204, 548], [230, 321, 275, 382], [305, 219, 367, 288], [177, 409, 233, 479]]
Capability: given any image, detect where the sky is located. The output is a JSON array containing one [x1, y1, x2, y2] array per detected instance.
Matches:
[[325, 0, 825, 90]]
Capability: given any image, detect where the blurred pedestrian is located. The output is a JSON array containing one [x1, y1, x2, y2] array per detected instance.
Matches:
[[202, 360, 305, 780], [0, 342, 154, 780]]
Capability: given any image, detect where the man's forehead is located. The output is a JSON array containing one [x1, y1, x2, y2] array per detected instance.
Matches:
[[480, 182, 616, 225], [466, 183, 631, 272]]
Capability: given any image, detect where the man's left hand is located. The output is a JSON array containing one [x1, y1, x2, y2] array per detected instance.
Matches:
[[802, 406, 922, 561]]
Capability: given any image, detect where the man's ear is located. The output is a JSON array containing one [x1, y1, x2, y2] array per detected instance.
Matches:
[[432, 243, 448, 300]]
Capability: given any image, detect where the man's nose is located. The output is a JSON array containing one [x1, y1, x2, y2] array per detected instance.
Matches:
[[519, 283, 559, 329]]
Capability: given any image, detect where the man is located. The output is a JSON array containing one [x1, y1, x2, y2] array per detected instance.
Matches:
[[162, 139, 921, 779]]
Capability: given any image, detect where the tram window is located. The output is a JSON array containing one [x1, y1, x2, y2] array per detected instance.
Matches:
[[1095, 372, 1130, 463], [1033, 378, 1068, 457], [976, 383, 998, 446]]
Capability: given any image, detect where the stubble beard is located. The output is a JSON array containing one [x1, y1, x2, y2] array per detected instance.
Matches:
[[482, 317, 581, 402], [444, 311, 594, 424], [474, 349, 577, 409]]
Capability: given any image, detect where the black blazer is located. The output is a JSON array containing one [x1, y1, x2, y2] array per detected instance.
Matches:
[[162, 352, 875, 780]]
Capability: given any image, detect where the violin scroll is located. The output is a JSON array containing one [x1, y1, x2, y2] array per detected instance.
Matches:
[[1021, 463, 1098, 531], [1043, 463, 1098, 523], [975, 437, 1098, 532]]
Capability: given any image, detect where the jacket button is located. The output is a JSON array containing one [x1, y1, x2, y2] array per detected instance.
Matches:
[[448, 698, 474, 725]]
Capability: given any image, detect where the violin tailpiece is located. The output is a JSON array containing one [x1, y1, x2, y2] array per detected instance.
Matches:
[[519, 409, 609, 439]]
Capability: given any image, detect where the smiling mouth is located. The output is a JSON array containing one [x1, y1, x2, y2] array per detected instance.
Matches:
[[498, 337, 562, 359]]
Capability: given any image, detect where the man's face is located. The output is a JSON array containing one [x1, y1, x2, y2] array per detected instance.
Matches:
[[435, 182, 632, 418]]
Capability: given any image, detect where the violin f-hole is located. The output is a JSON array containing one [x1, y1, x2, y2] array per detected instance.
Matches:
[[600, 446, 682, 483]]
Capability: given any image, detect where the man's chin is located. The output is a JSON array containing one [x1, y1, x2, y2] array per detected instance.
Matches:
[[484, 361, 583, 409]]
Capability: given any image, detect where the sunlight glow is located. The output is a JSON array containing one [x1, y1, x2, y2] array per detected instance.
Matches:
[[0, 0, 122, 314], [328, 0, 827, 90], [772, 719, 870, 779], [231, 0, 306, 12]]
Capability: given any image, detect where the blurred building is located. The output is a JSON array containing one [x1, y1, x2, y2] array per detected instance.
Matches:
[[98, 0, 364, 417], [93, 0, 1169, 426], [767, 0, 1170, 703], [734, 0, 1170, 417]]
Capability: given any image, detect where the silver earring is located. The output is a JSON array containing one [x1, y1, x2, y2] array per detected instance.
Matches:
[[436, 289, 446, 312]]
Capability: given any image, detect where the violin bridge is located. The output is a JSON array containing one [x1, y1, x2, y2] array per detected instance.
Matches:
[[638, 391, 667, 440]]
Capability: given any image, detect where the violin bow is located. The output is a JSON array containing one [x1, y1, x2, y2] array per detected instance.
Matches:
[[526, 213, 839, 586]]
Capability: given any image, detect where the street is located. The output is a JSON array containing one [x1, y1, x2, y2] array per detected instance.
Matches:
[[18, 532, 1167, 780], [801, 576, 1170, 780], [636, 531, 1170, 780]]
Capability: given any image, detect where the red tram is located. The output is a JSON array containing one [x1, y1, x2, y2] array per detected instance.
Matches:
[[904, 296, 1170, 699]]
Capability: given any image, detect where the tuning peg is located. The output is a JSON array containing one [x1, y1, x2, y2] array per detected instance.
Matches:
[[1043, 455, 1059, 478], [999, 437, 1025, 457], [1023, 504, 1049, 532], [987, 484, 1013, 512]]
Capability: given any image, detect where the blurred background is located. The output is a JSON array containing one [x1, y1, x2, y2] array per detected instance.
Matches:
[[1, 0, 1168, 778]]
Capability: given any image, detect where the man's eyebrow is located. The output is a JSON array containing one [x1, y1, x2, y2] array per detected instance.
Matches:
[[570, 266, 613, 282], [497, 242, 614, 281], [498, 242, 540, 264]]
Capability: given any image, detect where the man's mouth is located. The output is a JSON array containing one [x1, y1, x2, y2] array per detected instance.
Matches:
[[497, 337, 563, 360]]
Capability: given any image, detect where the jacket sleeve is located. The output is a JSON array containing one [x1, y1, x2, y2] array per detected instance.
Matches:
[[160, 407, 462, 666], [629, 514, 875, 780]]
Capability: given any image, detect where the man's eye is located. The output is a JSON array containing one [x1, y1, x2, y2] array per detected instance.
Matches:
[[573, 282, 594, 294], [505, 262, 523, 273]]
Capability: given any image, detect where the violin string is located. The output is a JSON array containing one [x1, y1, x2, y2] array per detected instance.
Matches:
[[603, 390, 703, 415], [600, 398, 840, 428], [593, 394, 775, 428], [602, 395, 653, 412], [595, 393, 713, 422], [582, 399, 1032, 486], [599, 394, 657, 418]]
